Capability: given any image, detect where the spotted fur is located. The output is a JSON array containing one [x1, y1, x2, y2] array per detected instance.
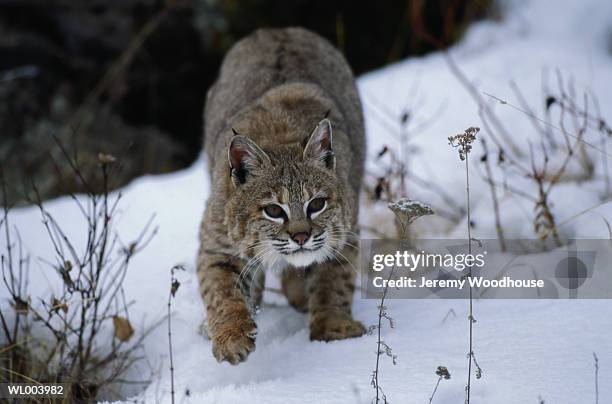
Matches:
[[198, 28, 366, 364]]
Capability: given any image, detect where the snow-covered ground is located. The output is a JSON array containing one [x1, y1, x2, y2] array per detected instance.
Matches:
[[3, 0, 612, 403]]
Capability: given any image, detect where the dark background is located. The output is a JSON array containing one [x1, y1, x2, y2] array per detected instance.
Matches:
[[0, 0, 491, 204]]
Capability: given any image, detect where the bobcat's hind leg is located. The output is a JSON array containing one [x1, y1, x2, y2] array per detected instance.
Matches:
[[281, 268, 308, 313]]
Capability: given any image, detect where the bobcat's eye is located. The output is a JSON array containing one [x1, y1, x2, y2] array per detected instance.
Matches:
[[263, 204, 287, 221], [307, 197, 327, 217]]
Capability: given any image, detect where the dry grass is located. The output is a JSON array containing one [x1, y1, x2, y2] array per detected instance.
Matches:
[[1, 139, 158, 402]]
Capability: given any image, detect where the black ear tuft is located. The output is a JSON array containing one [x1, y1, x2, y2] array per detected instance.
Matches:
[[303, 119, 335, 169]]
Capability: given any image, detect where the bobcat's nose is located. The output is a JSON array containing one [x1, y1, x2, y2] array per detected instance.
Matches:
[[291, 232, 310, 246]]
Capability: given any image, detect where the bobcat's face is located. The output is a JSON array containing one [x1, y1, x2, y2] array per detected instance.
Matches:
[[225, 119, 353, 269]]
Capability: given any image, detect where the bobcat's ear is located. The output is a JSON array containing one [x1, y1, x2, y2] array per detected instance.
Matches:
[[228, 132, 270, 185], [303, 119, 335, 169]]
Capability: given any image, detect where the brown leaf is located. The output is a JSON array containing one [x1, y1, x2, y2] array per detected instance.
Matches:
[[113, 316, 134, 342], [59, 267, 73, 288], [52, 298, 68, 314]]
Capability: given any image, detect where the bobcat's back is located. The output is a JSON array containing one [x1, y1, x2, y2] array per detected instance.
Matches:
[[204, 27, 364, 194]]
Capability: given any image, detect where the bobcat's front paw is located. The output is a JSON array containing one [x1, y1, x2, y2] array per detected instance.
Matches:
[[211, 319, 257, 364], [310, 313, 366, 341]]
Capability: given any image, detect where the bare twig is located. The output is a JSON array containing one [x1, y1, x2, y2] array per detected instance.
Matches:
[[480, 138, 507, 251], [593, 352, 599, 404], [444, 54, 522, 159]]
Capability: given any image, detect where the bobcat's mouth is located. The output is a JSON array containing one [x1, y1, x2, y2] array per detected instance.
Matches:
[[282, 246, 321, 254], [279, 246, 326, 268]]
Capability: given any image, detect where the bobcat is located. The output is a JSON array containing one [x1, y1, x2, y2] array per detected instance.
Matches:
[[197, 27, 366, 364]]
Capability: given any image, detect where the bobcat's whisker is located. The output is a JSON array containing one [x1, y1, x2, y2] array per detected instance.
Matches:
[[323, 243, 358, 274], [237, 245, 275, 294], [324, 234, 358, 251], [325, 228, 359, 240], [246, 248, 279, 300]]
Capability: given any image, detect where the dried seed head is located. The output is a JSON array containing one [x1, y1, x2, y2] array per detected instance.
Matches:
[[435, 366, 451, 380], [448, 127, 480, 161], [388, 198, 434, 227], [97, 153, 117, 165]]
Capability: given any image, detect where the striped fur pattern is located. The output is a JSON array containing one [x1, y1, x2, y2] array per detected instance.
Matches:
[[198, 27, 366, 364]]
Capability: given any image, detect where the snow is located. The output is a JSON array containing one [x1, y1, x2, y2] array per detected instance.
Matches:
[[3, 0, 612, 403]]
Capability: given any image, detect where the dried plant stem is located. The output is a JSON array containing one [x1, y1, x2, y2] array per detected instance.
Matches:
[[428, 376, 443, 404], [167, 298, 175, 404], [373, 267, 393, 404], [593, 352, 599, 404], [600, 134, 611, 198], [449, 128, 479, 404], [444, 53, 522, 159], [167, 267, 181, 404], [373, 300, 383, 403], [1, 166, 17, 347], [464, 150, 474, 404], [1, 138, 158, 401], [481, 139, 506, 251], [483, 92, 611, 160], [373, 200, 432, 403], [428, 366, 451, 404], [535, 178, 561, 246], [481, 86, 591, 246]]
